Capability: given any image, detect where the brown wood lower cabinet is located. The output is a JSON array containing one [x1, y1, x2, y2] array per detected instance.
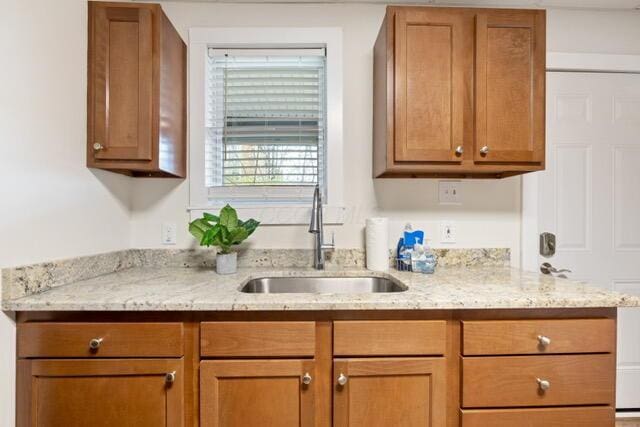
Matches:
[[333, 358, 446, 426], [15, 310, 617, 427], [200, 360, 315, 427], [17, 359, 183, 427], [461, 407, 615, 427], [462, 354, 616, 408]]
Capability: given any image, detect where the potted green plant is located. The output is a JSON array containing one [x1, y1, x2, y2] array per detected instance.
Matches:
[[188, 205, 260, 274]]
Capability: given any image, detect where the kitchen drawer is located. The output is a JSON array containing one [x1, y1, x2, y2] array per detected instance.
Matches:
[[462, 354, 615, 408], [462, 318, 615, 355], [17, 322, 184, 358], [200, 321, 315, 357], [333, 320, 446, 356], [461, 407, 615, 427]]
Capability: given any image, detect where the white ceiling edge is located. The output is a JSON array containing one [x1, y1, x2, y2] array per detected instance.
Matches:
[[157, 0, 640, 10]]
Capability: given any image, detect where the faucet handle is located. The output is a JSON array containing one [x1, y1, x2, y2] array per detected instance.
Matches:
[[323, 232, 335, 250]]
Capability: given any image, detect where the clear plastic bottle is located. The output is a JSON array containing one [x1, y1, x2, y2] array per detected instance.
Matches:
[[411, 242, 437, 274]]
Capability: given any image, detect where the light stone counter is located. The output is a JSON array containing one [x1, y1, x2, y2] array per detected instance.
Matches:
[[3, 265, 639, 312]]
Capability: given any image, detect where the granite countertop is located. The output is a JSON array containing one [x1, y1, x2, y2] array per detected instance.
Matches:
[[3, 264, 639, 312]]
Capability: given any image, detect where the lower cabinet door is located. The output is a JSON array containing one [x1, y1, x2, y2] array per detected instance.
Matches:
[[333, 357, 446, 427], [17, 358, 183, 427], [200, 359, 315, 427]]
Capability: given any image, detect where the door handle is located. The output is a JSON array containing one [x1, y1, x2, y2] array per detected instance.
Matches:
[[540, 262, 571, 275]]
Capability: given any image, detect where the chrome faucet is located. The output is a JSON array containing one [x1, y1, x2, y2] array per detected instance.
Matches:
[[308, 185, 334, 269]]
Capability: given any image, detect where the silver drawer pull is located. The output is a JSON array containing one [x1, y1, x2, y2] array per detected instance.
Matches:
[[302, 373, 312, 385], [88, 338, 103, 350], [165, 371, 176, 384], [337, 373, 348, 386], [480, 146, 489, 155], [537, 378, 551, 391], [537, 335, 551, 347]]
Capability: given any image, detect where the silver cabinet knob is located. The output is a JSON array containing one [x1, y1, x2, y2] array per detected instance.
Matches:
[[337, 373, 348, 386], [93, 143, 104, 151], [88, 338, 103, 350], [480, 146, 489, 155], [302, 373, 312, 385], [537, 335, 551, 347], [165, 371, 176, 384], [455, 146, 464, 155], [537, 378, 551, 391]]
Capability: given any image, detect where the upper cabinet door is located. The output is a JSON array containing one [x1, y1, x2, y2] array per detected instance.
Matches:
[[474, 10, 545, 163], [394, 9, 469, 163], [91, 5, 153, 161]]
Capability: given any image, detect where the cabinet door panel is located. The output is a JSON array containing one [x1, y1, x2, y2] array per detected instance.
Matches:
[[475, 10, 545, 163], [92, 5, 153, 161], [17, 359, 183, 427], [200, 360, 314, 427], [394, 9, 468, 163], [334, 357, 446, 427]]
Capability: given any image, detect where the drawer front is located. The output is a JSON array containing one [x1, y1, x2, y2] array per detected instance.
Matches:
[[334, 320, 446, 356], [461, 407, 615, 427], [17, 322, 184, 358], [201, 321, 315, 357], [462, 318, 615, 355], [462, 354, 615, 408]]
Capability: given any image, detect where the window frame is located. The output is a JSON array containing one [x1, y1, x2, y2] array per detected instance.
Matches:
[[188, 27, 344, 225]]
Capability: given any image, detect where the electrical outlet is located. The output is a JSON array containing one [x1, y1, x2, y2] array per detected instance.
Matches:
[[440, 221, 456, 244], [438, 181, 461, 204], [162, 222, 177, 245]]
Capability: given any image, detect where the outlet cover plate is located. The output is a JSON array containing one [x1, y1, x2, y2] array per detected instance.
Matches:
[[438, 181, 461, 205], [440, 221, 456, 244], [162, 222, 177, 245]]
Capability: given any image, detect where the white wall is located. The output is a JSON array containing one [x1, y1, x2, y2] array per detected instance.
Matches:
[[548, 9, 640, 55], [0, 1, 132, 424], [130, 4, 640, 261], [131, 2, 523, 264]]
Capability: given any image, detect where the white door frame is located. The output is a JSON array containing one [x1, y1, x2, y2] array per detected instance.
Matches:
[[521, 52, 640, 272]]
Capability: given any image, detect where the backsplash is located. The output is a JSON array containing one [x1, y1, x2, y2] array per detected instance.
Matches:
[[1, 248, 510, 300]]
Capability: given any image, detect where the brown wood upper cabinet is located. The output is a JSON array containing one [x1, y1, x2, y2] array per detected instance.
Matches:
[[87, 2, 186, 177], [373, 6, 546, 178]]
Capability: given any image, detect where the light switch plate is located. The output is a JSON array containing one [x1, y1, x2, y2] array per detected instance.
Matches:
[[162, 222, 177, 245], [440, 221, 456, 244], [438, 181, 461, 205]]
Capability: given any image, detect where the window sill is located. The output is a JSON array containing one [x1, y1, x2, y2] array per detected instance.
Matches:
[[188, 205, 346, 225]]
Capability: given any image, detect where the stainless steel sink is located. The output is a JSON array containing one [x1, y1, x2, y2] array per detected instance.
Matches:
[[240, 276, 406, 294]]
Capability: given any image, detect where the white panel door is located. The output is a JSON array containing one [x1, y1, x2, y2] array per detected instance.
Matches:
[[538, 72, 640, 409]]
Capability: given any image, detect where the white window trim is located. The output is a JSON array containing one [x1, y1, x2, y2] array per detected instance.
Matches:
[[188, 27, 344, 225]]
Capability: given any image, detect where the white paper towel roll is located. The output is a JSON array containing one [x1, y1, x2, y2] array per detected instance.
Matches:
[[366, 217, 389, 271]]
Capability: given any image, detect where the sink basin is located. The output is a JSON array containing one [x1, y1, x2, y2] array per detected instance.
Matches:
[[240, 276, 407, 294]]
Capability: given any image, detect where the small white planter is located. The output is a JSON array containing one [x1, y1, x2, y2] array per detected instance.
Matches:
[[216, 252, 237, 275]]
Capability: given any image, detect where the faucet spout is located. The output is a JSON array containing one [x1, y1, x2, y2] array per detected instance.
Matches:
[[309, 185, 333, 269], [309, 185, 321, 234]]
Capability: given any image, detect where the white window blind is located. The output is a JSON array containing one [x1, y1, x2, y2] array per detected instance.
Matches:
[[205, 48, 327, 191]]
